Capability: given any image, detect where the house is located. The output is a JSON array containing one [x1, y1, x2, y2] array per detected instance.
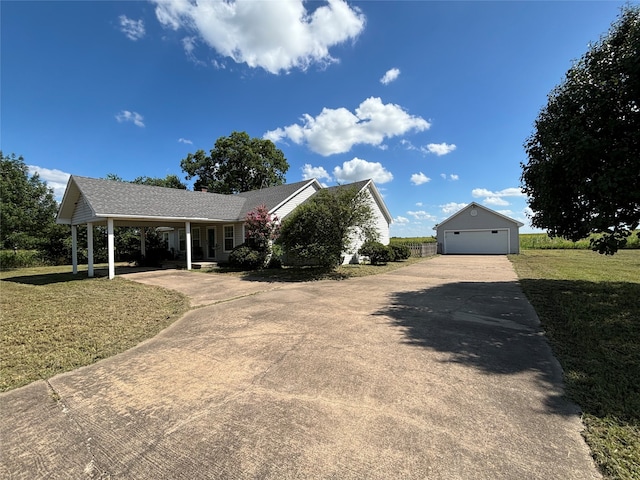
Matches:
[[434, 202, 524, 255], [56, 176, 392, 278]]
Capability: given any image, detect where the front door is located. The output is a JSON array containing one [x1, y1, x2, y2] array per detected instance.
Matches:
[[207, 228, 216, 259]]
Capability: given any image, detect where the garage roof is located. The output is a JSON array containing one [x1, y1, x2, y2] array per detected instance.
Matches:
[[435, 202, 524, 229]]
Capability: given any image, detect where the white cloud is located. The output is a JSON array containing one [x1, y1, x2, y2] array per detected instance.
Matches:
[[178, 138, 193, 144], [415, 202, 423, 207], [472, 186, 524, 207], [265, 97, 430, 156], [380, 67, 400, 85], [407, 210, 438, 222], [302, 163, 331, 181], [119, 15, 145, 41], [440, 173, 459, 181], [333, 158, 393, 184], [440, 202, 467, 215], [484, 196, 510, 206], [152, 0, 365, 74], [424, 142, 457, 156], [394, 216, 410, 224], [410, 172, 430, 185], [115, 110, 145, 127], [27, 166, 71, 200]]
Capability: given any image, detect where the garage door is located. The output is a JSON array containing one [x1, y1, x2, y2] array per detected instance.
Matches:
[[444, 229, 509, 254]]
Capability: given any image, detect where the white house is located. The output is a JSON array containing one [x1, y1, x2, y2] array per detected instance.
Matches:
[[56, 176, 392, 278], [435, 202, 523, 255]]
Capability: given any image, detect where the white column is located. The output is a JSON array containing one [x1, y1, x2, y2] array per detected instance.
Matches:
[[185, 221, 192, 271], [87, 222, 94, 278], [71, 225, 78, 274], [108, 218, 115, 279], [140, 228, 146, 259]]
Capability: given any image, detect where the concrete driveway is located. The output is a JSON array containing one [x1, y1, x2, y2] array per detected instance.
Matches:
[[0, 256, 600, 479]]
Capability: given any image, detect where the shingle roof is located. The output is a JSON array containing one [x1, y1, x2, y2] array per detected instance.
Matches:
[[59, 176, 320, 223]]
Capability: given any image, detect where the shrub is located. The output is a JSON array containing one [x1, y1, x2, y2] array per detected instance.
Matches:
[[0, 250, 47, 270], [388, 243, 411, 261], [228, 244, 266, 270], [358, 241, 392, 265]]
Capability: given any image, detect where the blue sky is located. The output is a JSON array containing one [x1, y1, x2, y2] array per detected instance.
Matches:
[[2, 0, 633, 236]]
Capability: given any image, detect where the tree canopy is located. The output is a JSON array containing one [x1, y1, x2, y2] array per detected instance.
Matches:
[[277, 186, 378, 268], [180, 131, 289, 194], [521, 5, 640, 255], [0, 152, 60, 250]]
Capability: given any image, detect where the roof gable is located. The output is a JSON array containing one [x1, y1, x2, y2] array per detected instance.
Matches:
[[436, 202, 524, 229]]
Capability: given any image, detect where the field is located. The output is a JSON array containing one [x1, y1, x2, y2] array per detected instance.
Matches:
[[520, 232, 640, 250], [509, 250, 640, 479]]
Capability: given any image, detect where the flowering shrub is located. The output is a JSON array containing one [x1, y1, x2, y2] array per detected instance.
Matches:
[[244, 204, 279, 252]]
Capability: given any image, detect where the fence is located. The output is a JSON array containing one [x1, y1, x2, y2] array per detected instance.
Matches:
[[404, 243, 438, 257]]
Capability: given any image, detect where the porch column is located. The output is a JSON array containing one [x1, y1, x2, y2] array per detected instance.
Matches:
[[87, 222, 94, 278], [185, 221, 192, 271], [107, 218, 115, 279], [140, 228, 146, 259], [71, 225, 78, 274]]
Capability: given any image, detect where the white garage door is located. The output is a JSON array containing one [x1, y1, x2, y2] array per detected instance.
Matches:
[[444, 229, 509, 254]]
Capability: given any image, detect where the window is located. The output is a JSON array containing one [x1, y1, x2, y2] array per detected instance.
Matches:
[[178, 229, 186, 251], [224, 225, 234, 251], [491, 230, 498, 234], [192, 227, 201, 249], [454, 232, 460, 235]]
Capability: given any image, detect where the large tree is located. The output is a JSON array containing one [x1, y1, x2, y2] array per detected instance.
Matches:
[[0, 152, 61, 250], [180, 131, 289, 194], [521, 5, 640, 255], [277, 186, 378, 268]]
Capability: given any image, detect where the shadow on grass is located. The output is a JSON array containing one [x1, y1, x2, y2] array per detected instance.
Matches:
[[376, 278, 639, 423], [517, 278, 640, 425], [0, 271, 93, 286]]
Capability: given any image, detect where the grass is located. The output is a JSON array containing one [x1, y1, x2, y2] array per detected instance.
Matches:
[[0, 264, 190, 392], [509, 250, 640, 479]]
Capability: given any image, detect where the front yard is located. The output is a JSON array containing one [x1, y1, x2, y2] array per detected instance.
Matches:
[[510, 250, 640, 480]]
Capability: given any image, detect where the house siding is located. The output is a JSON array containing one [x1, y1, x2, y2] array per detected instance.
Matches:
[[343, 186, 391, 264], [272, 183, 320, 220], [71, 195, 97, 225]]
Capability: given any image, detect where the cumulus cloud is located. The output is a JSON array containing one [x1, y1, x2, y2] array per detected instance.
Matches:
[[472, 186, 524, 206], [265, 97, 430, 156], [380, 68, 400, 85], [119, 15, 145, 41], [178, 138, 193, 144], [440, 202, 468, 215], [425, 142, 457, 156], [394, 216, 410, 224], [115, 110, 145, 127], [27, 165, 71, 200], [410, 172, 431, 185], [152, 0, 365, 74], [302, 163, 331, 181], [333, 157, 393, 184], [407, 210, 438, 222]]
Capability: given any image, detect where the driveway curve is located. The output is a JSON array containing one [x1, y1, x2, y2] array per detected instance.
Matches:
[[0, 256, 600, 479]]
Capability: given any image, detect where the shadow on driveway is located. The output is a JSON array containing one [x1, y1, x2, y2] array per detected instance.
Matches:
[[376, 280, 582, 418]]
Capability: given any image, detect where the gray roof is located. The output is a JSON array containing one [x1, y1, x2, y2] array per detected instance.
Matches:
[[57, 176, 319, 224]]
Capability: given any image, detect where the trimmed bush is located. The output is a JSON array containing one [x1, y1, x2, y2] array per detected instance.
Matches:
[[228, 244, 266, 270], [388, 243, 411, 261], [358, 241, 392, 265]]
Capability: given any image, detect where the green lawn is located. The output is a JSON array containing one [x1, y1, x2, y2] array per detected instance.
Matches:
[[0, 265, 190, 392], [509, 250, 640, 479]]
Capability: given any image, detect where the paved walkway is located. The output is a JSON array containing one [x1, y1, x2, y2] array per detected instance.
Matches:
[[0, 256, 600, 479]]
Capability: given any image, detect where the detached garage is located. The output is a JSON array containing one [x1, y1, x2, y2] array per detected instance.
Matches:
[[435, 202, 524, 255]]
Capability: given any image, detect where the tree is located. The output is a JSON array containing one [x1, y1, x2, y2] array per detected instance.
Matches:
[[132, 175, 187, 189], [0, 152, 61, 250], [180, 131, 289, 194], [277, 186, 378, 268], [521, 5, 640, 255]]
